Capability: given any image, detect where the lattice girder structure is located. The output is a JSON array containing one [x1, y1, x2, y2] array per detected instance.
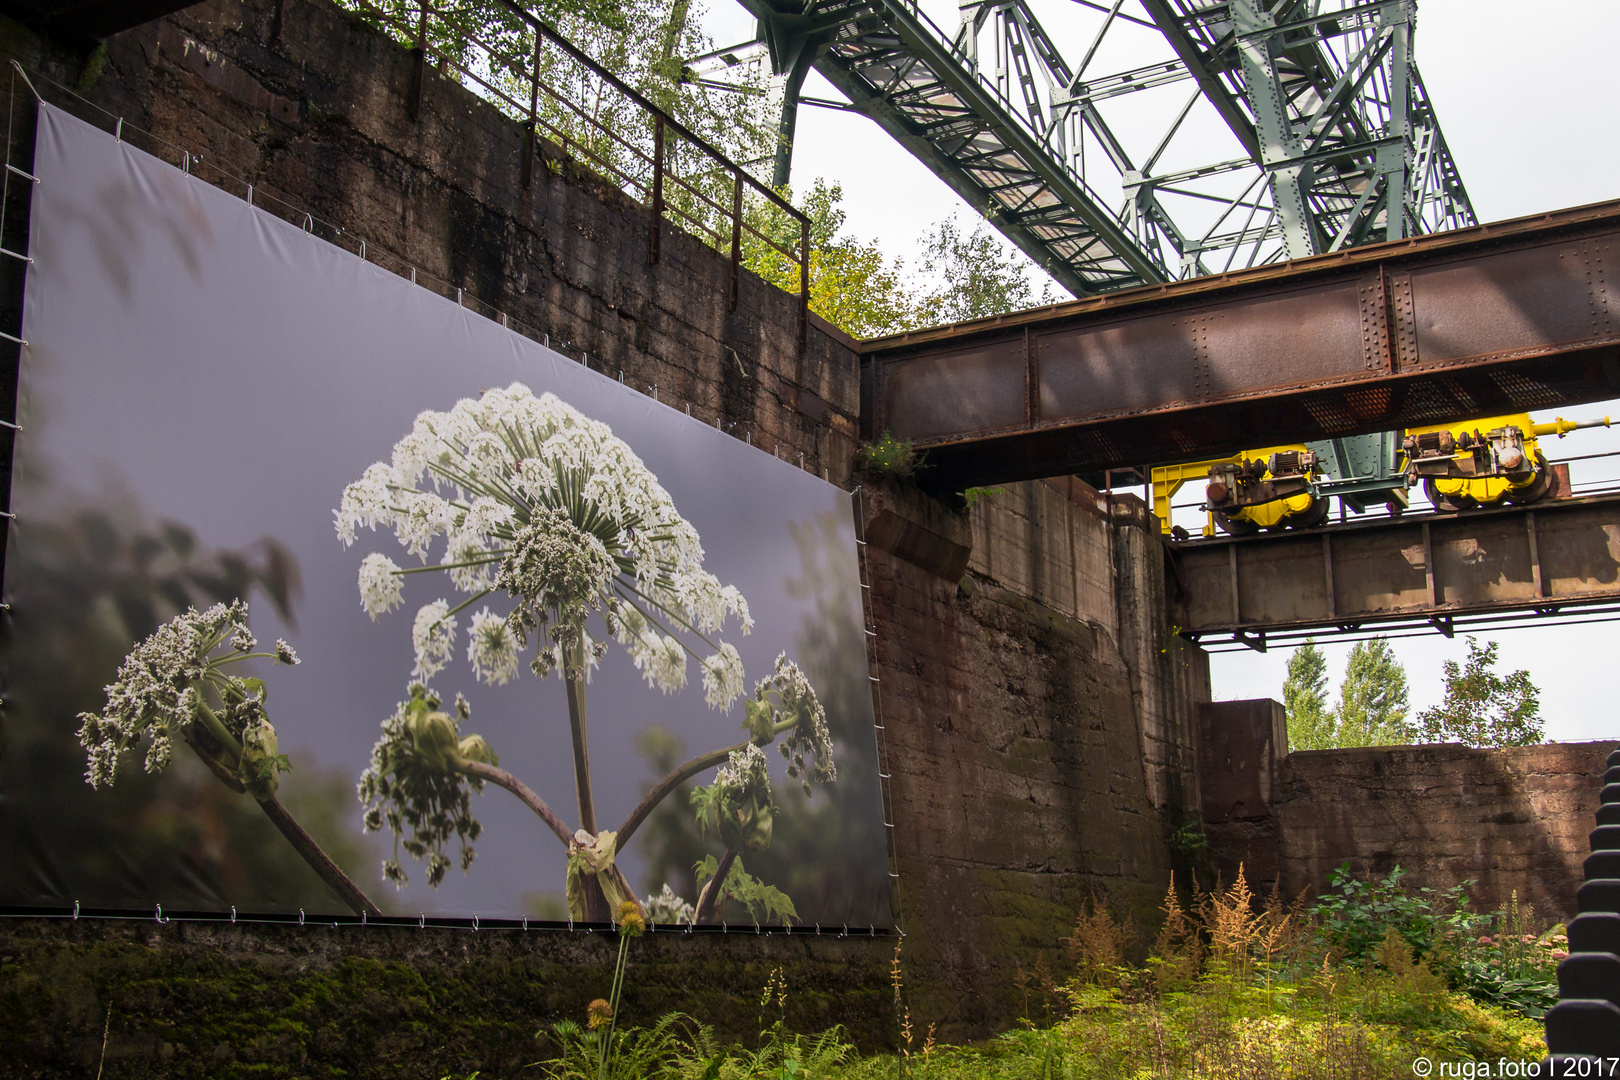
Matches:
[[720, 0, 1476, 296]]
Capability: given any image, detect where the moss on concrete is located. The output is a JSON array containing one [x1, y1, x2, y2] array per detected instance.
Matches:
[[0, 919, 894, 1079]]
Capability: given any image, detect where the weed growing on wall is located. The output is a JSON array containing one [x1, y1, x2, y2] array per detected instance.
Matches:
[[854, 433, 925, 481]]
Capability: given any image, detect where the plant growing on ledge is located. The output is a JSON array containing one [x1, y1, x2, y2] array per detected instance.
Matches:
[[76, 600, 380, 916], [337, 382, 832, 922], [855, 431, 925, 481]]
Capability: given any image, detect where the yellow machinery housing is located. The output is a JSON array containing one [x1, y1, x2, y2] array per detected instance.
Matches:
[[1150, 413, 1608, 536]]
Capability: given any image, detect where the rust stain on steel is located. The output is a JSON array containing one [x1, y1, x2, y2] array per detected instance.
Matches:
[[861, 200, 1620, 490], [1172, 492, 1620, 637]]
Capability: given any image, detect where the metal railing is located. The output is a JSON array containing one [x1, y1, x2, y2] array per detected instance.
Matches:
[[347, 0, 810, 348]]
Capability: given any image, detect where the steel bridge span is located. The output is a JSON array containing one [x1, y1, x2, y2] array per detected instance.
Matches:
[[859, 199, 1620, 495]]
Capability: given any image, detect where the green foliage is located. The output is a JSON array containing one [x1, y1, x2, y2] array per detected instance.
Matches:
[[1335, 637, 1411, 746], [1281, 637, 1411, 750], [337, 0, 775, 246], [1447, 894, 1563, 1019], [1283, 639, 1334, 751], [744, 186, 1059, 338], [742, 180, 918, 339], [1413, 637, 1543, 747], [854, 432, 924, 480], [1310, 862, 1481, 965], [959, 486, 1006, 511], [539, 1012, 710, 1079], [911, 216, 1061, 325], [693, 854, 798, 926]]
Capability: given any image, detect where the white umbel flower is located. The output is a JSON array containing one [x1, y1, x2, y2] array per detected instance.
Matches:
[[359, 552, 405, 619], [466, 607, 520, 686], [335, 462, 400, 546], [337, 383, 753, 708], [411, 600, 458, 680], [701, 643, 744, 710]]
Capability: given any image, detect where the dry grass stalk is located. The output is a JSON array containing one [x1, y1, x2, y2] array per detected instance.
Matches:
[[1062, 891, 1135, 987]]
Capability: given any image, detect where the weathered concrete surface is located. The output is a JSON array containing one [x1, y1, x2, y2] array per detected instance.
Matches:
[[0, 0, 859, 485], [0, 0, 1214, 1060], [863, 475, 1207, 1034], [0, 916, 894, 1078], [1207, 738, 1615, 919]]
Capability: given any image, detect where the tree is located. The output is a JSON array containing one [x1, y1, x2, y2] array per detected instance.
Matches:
[[1283, 639, 1334, 751], [1412, 637, 1542, 747], [741, 179, 918, 338], [911, 215, 1060, 325], [1335, 637, 1411, 746]]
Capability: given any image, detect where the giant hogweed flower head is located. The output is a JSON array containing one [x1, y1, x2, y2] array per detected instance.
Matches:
[[744, 654, 836, 795], [76, 600, 298, 798], [692, 743, 778, 852], [358, 684, 497, 888], [334, 383, 751, 705]]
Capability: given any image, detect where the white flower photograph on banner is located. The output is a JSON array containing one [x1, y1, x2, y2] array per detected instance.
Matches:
[[2, 103, 892, 928]]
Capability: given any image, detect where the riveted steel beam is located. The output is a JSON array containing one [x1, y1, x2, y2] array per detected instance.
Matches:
[[861, 200, 1620, 492], [1172, 492, 1620, 642]]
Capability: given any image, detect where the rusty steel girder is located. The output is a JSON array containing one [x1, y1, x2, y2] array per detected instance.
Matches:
[[861, 200, 1620, 493], [1172, 491, 1620, 643]]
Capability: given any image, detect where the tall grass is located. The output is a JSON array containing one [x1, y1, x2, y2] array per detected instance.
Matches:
[[528, 866, 1551, 1080]]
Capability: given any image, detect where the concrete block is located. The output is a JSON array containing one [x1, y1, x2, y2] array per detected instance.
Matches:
[[1559, 952, 1620, 1008], [1578, 880, 1620, 914], [1545, 1000, 1620, 1055], [1568, 913, 1620, 956]]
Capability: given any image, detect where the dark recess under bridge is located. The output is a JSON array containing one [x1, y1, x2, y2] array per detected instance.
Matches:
[[861, 199, 1620, 494]]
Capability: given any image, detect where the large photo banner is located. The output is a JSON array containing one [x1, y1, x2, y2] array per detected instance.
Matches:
[[0, 103, 892, 928]]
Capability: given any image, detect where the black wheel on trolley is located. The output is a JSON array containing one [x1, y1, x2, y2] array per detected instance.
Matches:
[[1287, 494, 1332, 530], [1213, 510, 1260, 536], [1422, 478, 1475, 513], [1506, 451, 1553, 505]]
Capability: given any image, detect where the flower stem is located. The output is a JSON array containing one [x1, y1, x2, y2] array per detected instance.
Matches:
[[564, 635, 598, 836], [461, 760, 574, 848], [693, 848, 737, 924], [255, 792, 381, 916], [563, 633, 610, 923], [614, 718, 798, 855]]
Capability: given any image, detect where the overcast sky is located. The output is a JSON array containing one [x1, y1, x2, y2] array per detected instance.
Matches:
[[697, 0, 1620, 744]]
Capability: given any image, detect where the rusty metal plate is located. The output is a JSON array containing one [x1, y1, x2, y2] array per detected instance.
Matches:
[[1422, 515, 1536, 607], [1233, 540, 1331, 626], [1401, 239, 1615, 367], [1035, 280, 1374, 420], [1180, 552, 1240, 629], [1537, 507, 1620, 596], [880, 340, 1025, 441]]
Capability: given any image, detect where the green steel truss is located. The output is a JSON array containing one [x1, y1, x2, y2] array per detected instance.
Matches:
[[719, 0, 1476, 295]]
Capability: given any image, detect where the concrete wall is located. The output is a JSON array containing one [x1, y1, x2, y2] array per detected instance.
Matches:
[[1201, 704, 1614, 921], [862, 476, 1207, 1032], [0, 0, 1212, 1067]]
